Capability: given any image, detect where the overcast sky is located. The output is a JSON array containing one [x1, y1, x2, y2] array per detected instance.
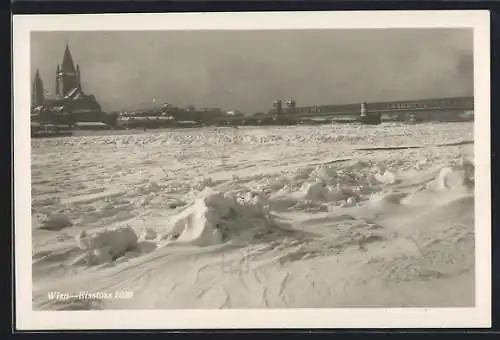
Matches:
[[31, 29, 473, 113]]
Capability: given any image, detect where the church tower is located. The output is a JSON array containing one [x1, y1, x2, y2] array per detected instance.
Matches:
[[56, 44, 81, 97], [31, 69, 45, 107], [55, 64, 60, 96]]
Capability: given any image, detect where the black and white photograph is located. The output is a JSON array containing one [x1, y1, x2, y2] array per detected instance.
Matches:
[[13, 11, 490, 329]]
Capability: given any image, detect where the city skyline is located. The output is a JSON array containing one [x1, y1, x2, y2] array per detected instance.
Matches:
[[31, 29, 474, 113]]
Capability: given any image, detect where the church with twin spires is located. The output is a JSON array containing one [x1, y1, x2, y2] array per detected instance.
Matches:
[[31, 44, 104, 122]]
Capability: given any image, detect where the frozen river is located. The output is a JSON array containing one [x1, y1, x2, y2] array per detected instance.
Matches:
[[31, 122, 475, 310]]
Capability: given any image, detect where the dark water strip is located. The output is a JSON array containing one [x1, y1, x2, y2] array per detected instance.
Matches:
[[355, 140, 473, 152]]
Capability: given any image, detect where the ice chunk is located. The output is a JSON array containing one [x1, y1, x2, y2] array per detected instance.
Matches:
[[165, 188, 276, 246], [139, 227, 157, 241], [301, 181, 329, 201], [435, 167, 468, 191], [39, 214, 72, 231], [374, 171, 397, 184], [74, 225, 139, 265]]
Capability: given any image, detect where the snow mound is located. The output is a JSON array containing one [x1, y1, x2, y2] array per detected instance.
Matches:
[[139, 227, 158, 241], [374, 171, 397, 184], [377, 159, 475, 206], [39, 214, 72, 231], [436, 168, 464, 190], [431, 160, 474, 192], [73, 225, 139, 266], [370, 192, 408, 205], [312, 166, 338, 185], [164, 188, 276, 246], [294, 180, 359, 204], [301, 182, 330, 201]]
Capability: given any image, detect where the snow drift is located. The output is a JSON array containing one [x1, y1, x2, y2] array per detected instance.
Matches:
[[163, 188, 277, 246], [72, 225, 139, 266], [434, 160, 474, 191], [39, 213, 73, 231]]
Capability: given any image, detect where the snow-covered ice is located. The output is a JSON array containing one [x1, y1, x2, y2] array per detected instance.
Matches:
[[30, 122, 475, 309]]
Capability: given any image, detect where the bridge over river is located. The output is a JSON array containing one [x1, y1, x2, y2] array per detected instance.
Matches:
[[208, 96, 474, 126], [292, 96, 473, 120], [115, 95, 474, 129]]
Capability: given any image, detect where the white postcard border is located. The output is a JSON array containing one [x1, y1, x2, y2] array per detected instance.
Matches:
[[13, 10, 491, 330]]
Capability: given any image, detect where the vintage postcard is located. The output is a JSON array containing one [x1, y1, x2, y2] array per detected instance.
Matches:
[[13, 11, 490, 330]]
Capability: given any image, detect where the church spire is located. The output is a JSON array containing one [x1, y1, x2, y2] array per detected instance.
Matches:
[[32, 69, 45, 107], [76, 64, 82, 92], [56, 43, 81, 97], [61, 43, 76, 74]]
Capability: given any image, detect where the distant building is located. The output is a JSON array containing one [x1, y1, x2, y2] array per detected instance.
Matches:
[[226, 109, 244, 117], [360, 102, 368, 117], [31, 44, 104, 122]]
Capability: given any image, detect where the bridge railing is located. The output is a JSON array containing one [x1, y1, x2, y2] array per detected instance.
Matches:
[[288, 96, 473, 117]]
